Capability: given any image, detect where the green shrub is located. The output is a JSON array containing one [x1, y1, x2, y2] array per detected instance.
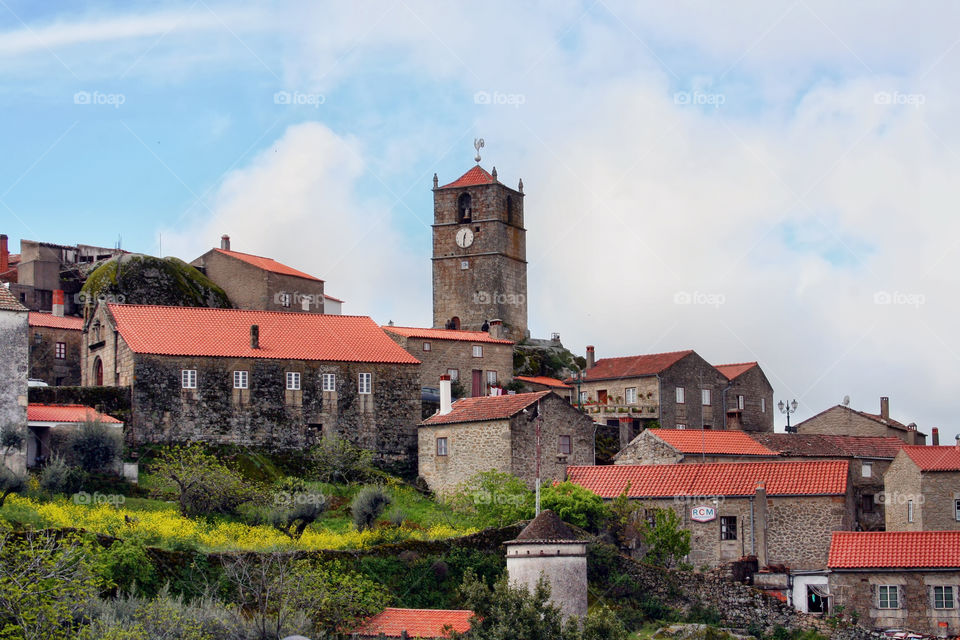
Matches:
[[308, 436, 375, 484], [95, 537, 159, 597], [540, 481, 610, 531], [0, 466, 25, 508], [351, 485, 392, 531], [448, 470, 534, 528], [643, 508, 692, 568], [270, 490, 328, 539], [39, 454, 87, 496], [63, 420, 123, 473]]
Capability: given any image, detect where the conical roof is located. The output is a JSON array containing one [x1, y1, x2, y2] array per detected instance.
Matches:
[[508, 509, 579, 543]]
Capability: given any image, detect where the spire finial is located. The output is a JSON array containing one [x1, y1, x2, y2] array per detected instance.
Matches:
[[518, 178, 524, 193], [474, 138, 485, 163], [433, 173, 438, 188], [491, 166, 497, 181]]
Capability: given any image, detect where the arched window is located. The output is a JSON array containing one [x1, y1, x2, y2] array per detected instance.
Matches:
[[506, 196, 514, 225], [457, 193, 472, 223], [93, 357, 103, 386], [450, 316, 461, 330]]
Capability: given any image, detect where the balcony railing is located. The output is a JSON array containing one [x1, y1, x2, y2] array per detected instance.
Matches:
[[578, 402, 659, 417]]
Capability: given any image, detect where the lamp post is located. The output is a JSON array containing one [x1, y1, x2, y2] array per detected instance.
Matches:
[[574, 368, 585, 411], [778, 399, 799, 433]]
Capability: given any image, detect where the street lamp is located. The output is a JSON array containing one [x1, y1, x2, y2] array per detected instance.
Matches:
[[778, 399, 799, 433], [574, 368, 586, 411]]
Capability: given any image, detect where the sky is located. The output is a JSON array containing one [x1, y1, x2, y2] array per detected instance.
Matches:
[[2, 1, 959, 440]]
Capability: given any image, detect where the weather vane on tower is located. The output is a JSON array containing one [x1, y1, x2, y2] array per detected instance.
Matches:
[[474, 138, 484, 164]]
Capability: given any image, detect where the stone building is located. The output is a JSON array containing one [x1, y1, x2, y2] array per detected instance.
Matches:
[[614, 428, 779, 465], [796, 397, 926, 445], [884, 445, 960, 532], [191, 236, 342, 314], [80, 302, 421, 475], [0, 285, 28, 473], [714, 362, 774, 431], [828, 531, 960, 635], [382, 325, 514, 397], [419, 387, 594, 495], [432, 164, 527, 341], [506, 510, 588, 622], [26, 403, 122, 468], [568, 460, 855, 570], [352, 608, 473, 639], [514, 375, 573, 402], [28, 293, 83, 386]]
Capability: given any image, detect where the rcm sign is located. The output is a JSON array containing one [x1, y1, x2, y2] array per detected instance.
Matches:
[[691, 506, 716, 523]]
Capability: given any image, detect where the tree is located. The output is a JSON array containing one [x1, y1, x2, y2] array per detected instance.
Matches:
[[0, 425, 26, 508], [270, 490, 327, 540], [449, 470, 534, 528], [149, 444, 253, 518], [540, 482, 610, 531], [308, 436, 374, 484], [65, 420, 122, 473], [351, 485, 391, 532], [642, 508, 691, 568]]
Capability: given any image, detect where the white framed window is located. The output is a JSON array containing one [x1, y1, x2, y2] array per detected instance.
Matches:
[[625, 387, 637, 404], [436, 437, 448, 456], [472, 345, 483, 358], [738, 395, 745, 410], [558, 435, 572, 455], [181, 369, 197, 389], [486, 370, 497, 387], [701, 389, 711, 406], [676, 423, 687, 429], [761, 398, 766, 413], [358, 372, 372, 394], [322, 373, 336, 392], [955, 499, 960, 522], [233, 370, 248, 389], [278, 292, 291, 307], [423, 341, 431, 352], [878, 585, 899, 609], [579, 391, 588, 404], [55, 342, 66, 359], [720, 516, 737, 540], [676, 387, 685, 404], [447, 368, 459, 382], [934, 586, 955, 610], [907, 500, 914, 523], [460, 260, 469, 270], [862, 461, 873, 478], [34, 332, 42, 345], [286, 372, 301, 391]]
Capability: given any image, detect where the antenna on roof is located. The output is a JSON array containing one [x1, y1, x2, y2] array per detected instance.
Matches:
[[474, 138, 484, 163], [842, 395, 850, 406]]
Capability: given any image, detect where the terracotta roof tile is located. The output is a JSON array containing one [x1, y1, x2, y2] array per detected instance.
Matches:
[[714, 362, 758, 380], [567, 460, 848, 499], [578, 350, 693, 382], [0, 286, 27, 311], [214, 249, 322, 282], [438, 165, 495, 189], [828, 531, 960, 569], [108, 304, 419, 364], [28, 312, 83, 330], [650, 429, 777, 456], [514, 375, 571, 389], [750, 433, 905, 459], [383, 326, 514, 345], [901, 445, 960, 471], [422, 391, 551, 426], [28, 404, 122, 424], [353, 608, 473, 638]]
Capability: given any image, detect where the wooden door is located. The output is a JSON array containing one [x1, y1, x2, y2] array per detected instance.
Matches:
[[472, 370, 483, 397]]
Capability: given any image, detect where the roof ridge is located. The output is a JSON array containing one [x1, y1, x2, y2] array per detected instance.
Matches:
[[106, 302, 371, 319], [595, 349, 694, 362]]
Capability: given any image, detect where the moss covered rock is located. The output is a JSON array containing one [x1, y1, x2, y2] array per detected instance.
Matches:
[[81, 254, 231, 308]]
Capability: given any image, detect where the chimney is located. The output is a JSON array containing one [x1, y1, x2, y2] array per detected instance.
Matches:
[[250, 324, 259, 349], [880, 396, 889, 420], [488, 319, 503, 340], [0, 234, 7, 274], [754, 480, 768, 568], [586, 345, 595, 370], [221, 235, 230, 251], [932, 428, 940, 446], [439, 375, 452, 415], [52, 289, 64, 317]]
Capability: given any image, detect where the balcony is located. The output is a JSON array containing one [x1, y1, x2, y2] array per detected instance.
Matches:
[[578, 402, 659, 418]]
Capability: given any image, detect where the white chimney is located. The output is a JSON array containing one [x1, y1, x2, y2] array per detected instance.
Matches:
[[221, 234, 231, 250], [52, 289, 65, 317], [439, 375, 453, 415]]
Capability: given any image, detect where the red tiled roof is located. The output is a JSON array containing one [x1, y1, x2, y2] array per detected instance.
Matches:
[[651, 429, 777, 457], [422, 391, 551, 426], [438, 165, 495, 189], [514, 375, 571, 389], [28, 312, 83, 330], [828, 531, 960, 569], [107, 304, 419, 364], [324, 294, 344, 303], [714, 362, 757, 380], [214, 249, 322, 282], [353, 608, 473, 638], [567, 460, 848, 499], [383, 326, 514, 345], [579, 350, 693, 382], [798, 404, 919, 435], [28, 404, 122, 424], [900, 445, 960, 471], [750, 433, 905, 459], [0, 285, 26, 311]]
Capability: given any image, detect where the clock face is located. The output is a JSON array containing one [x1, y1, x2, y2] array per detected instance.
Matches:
[[455, 227, 474, 248]]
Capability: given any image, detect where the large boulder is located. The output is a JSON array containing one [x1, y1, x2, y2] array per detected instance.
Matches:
[[81, 254, 231, 308]]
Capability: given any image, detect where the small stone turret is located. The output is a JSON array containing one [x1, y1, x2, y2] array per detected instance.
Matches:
[[505, 510, 587, 622]]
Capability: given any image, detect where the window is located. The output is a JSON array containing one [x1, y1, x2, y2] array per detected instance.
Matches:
[[322, 373, 336, 392], [436, 437, 448, 456], [447, 368, 459, 382], [233, 371, 248, 389], [676, 423, 687, 429], [286, 372, 301, 391], [457, 192, 472, 223], [181, 369, 197, 389], [579, 391, 588, 404], [558, 435, 572, 455], [55, 342, 66, 359], [278, 292, 291, 307], [423, 342, 431, 352], [862, 461, 873, 478], [908, 500, 914, 523], [358, 372, 372, 394], [861, 494, 875, 513], [625, 387, 637, 404], [720, 516, 737, 540], [738, 395, 745, 410], [34, 332, 42, 345], [701, 389, 711, 405], [486, 371, 497, 387], [761, 398, 766, 413], [676, 387, 685, 404], [934, 586, 955, 610], [472, 345, 483, 358], [955, 499, 960, 522], [878, 585, 899, 609], [460, 260, 469, 270]]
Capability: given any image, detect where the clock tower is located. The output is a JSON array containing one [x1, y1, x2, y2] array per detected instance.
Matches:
[[432, 163, 528, 341]]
